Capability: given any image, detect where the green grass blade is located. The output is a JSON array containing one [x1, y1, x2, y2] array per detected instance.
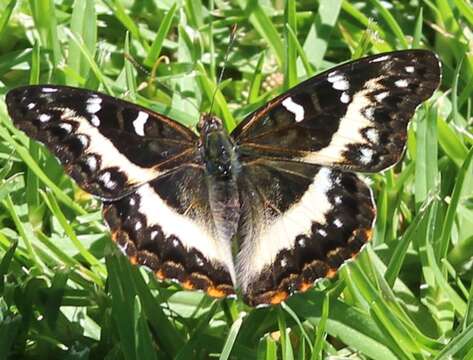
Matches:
[[144, 3, 178, 67]]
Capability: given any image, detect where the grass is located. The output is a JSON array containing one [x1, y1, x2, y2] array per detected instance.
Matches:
[[0, 0, 472, 359]]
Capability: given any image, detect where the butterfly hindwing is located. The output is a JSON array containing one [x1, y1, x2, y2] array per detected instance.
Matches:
[[233, 50, 441, 172], [236, 159, 375, 306], [6, 85, 198, 199], [102, 165, 236, 297]]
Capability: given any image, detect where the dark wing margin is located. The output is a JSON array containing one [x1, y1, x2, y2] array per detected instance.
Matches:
[[236, 159, 375, 306], [232, 50, 441, 172], [6, 85, 198, 199], [103, 165, 236, 298]]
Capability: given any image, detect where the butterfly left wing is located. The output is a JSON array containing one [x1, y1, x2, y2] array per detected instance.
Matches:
[[232, 50, 441, 172], [6, 85, 198, 199]]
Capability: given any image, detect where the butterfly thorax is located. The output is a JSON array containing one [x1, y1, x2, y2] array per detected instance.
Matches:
[[198, 114, 241, 249], [199, 114, 240, 180]]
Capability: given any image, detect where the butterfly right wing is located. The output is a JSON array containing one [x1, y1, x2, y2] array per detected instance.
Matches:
[[6, 85, 198, 199]]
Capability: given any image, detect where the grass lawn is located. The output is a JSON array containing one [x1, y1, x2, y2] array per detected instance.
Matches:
[[1, 0, 473, 359]]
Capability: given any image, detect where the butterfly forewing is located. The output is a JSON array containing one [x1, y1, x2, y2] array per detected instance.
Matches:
[[6, 85, 198, 199], [233, 50, 441, 172]]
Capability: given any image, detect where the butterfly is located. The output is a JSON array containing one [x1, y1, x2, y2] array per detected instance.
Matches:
[[6, 50, 441, 306]]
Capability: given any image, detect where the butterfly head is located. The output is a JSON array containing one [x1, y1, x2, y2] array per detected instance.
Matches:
[[197, 113, 224, 136]]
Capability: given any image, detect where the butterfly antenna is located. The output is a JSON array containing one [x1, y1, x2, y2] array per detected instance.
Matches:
[[124, 53, 200, 112], [209, 24, 238, 115]]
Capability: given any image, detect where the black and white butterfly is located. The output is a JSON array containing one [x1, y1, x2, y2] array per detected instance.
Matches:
[[6, 50, 440, 306]]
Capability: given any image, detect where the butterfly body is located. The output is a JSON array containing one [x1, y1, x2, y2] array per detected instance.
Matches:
[[6, 50, 441, 306]]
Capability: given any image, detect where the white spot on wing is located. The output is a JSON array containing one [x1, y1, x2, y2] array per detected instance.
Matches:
[[282, 97, 305, 122], [370, 55, 389, 63], [375, 91, 389, 102], [340, 92, 350, 103], [86, 97, 102, 114], [132, 111, 149, 136], [359, 147, 374, 164], [42, 87, 58, 93], [395, 79, 409, 88], [365, 128, 379, 143], [27, 103, 36, 110], [99, 171, 116, 189], [327, 71, 345, 83], [39, 114, 51, 123], [405, 66, 414, 73], [91, 115, 100, 127], [318, 229, 328, 237], [85, 156, 97, 171], [333, 80, 349, 91], [334, 218, 343, 228]]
